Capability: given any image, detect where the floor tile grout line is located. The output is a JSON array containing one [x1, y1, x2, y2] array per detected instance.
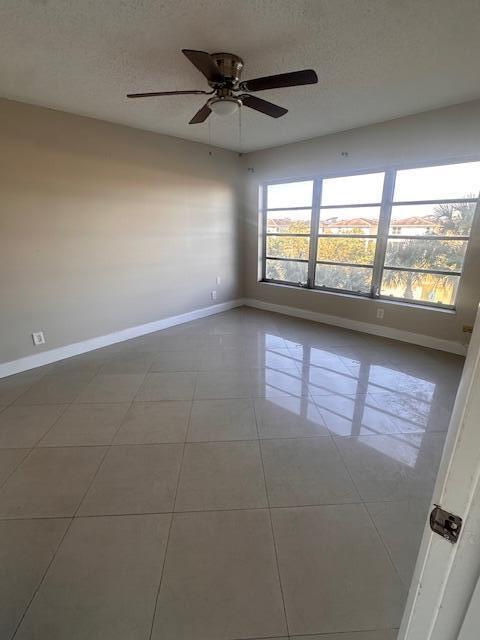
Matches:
[[363, 501, 410, 592], [147, 373, 197, 640], [22, 434, 336, 450], [225, 630, 400, 639], [13, 370, 100, 408], [229, 635, 288, 640], [0, 497, 436, 522], [105, 398, 135, 447], [254, 401, 291, 638], [0, 448, 32, 492], [111, 397, 191, 447], [329, 434, 366, 506], [1, 417, 448, 449], [10, 515, 75, 640], [69, 399, 138, 519], [286, 628, 400, 638], [4, 363, 102, 622], [29, 403, 73, 448], [35, 398, 136, 449], [2, 372, 49, 409], [70, 449, 111, 518], [0, 310, 462, 637], [0, 390, 84, 498], [10, 413, 125, 634], [329, 432, 408, 590]]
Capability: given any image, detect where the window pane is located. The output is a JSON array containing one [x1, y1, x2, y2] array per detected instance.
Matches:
[[266, 259, 308, 284], [318, 207, 380, 235], [390, 202, 476, 237], [267, 236, 310, 260], [321, 172, 384, 206], [266, 209, 311, 234], [267, 181, 313, 208], [381, 270, 459, 305], [317, 237, 376, 265], [394, 161, 480, 202], [315, 264, 372, 292], [385, 239, 466, 272]]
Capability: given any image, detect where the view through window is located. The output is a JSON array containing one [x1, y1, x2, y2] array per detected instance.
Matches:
[[262, 161, 480, 307]]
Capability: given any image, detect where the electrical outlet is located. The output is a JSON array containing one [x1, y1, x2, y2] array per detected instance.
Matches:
[[216, 276, 221, 285], [32, 331, 46, 346], [211, 290, 217, 300], [376, 308, 384, 319]]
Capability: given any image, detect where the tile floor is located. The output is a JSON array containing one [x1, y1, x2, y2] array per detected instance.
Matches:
[[0, 307, 464, 640]]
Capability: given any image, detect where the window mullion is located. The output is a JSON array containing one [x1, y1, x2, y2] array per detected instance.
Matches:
[[307, 178, 322, 288], [371, 169, 396, 297], [261, 184, 268, 281]]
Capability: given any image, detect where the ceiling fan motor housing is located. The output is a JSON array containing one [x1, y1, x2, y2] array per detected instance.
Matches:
[[209, 53, 244, 87]]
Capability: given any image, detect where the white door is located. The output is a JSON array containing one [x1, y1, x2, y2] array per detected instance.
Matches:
[[457, 573, 480, 640], [399, 305, 480, 640]]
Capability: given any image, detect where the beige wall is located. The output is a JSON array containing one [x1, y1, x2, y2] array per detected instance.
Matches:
[[241, 100, 480, 346], [2, 98, 479, 365], [0, 99, 241, 363]]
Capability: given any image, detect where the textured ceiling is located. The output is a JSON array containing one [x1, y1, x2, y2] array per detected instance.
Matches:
[[1, 0, 479, 152]]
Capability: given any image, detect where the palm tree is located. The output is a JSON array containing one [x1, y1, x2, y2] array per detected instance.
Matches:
[[433, 199, 476, 236], [381, 199, 477, 302]]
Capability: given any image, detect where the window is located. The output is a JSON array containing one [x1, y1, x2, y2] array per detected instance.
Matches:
[[316, 173, 384, 294], [264, 180, 313, 286], [261, 161, 480, 308]]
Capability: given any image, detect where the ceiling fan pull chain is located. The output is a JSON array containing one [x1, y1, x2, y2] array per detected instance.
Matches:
[[238, 107, 242, 154]]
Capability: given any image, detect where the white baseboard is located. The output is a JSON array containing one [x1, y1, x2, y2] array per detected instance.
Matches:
[[0, 299, 246, 379], [244, 298, 467, 356], [1, 295, 466, 379]]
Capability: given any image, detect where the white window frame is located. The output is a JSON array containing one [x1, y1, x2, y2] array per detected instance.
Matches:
[[261, 159, 480, 310]]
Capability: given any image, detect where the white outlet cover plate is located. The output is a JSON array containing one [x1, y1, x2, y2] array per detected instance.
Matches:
[[32, 331, 46, 346]]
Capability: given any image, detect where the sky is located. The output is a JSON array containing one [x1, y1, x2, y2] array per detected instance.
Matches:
[[266, 161, 480, 217]]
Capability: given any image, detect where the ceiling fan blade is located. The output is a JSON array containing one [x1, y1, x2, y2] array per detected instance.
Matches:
[[189, 101, 212, 124], [239, 69, 318, 92], [182, 49, 224, 83], [127, 90, 211, 98], [240, 94, 287, 118]]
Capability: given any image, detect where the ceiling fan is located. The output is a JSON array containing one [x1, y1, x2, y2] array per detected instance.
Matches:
[[127, 50, 318, 124]]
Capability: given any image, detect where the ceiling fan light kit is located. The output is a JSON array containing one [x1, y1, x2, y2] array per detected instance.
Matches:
[[127, 49, 318, 124], [209, 96, 241, 116]]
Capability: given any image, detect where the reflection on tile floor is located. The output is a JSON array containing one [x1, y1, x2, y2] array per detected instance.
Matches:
[[0, 307, 464, 639]]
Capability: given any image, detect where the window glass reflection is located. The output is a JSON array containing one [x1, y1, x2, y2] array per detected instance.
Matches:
[[258, 336, 441, 469]]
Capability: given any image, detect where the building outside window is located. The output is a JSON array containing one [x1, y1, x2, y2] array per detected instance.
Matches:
[[261, 160, 480, 308]]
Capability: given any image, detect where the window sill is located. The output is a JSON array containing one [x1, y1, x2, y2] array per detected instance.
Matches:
[[258, 280, 457, 315]]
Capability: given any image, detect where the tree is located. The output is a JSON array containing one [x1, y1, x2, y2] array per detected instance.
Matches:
[[267, 200, 476, 301], [381, 200, 475, 303], [266, 220, 310, 283], [267, 222, 376, 289], [432, 199, 476, 236], [316, 227, 376, 291]]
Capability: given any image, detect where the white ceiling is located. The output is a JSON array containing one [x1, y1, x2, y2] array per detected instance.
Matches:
[[1, 0, 479, 152]]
